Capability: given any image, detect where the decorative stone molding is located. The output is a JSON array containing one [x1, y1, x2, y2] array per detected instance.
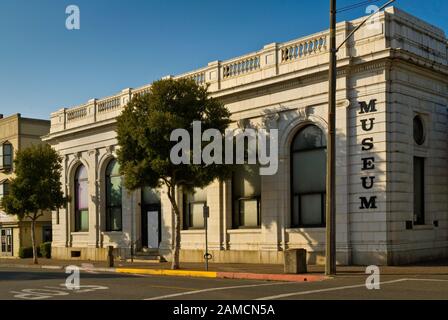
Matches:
[[237, 118, 250, 129], [105, 145, 115, 156], [88, 149, 98, 157], [297, 106, 311, 121], [262, 112, 280, 129]]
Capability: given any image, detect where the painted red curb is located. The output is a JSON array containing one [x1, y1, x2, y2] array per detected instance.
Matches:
[[216, 272, 328, 282]]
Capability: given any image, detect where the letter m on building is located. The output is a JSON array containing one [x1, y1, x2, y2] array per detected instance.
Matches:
[[359, 196, 377, 209], [359, 99, 377, 114]]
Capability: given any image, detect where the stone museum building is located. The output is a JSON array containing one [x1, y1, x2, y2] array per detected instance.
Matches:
[[44, 7, 448, 265], [0, 114, 52, 257]]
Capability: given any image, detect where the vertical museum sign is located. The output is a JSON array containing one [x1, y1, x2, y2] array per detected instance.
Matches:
[[359, 99, 377, 209]]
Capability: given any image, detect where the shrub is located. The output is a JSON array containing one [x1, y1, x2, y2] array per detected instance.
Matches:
[[40, 242, 51, 259], [19, 246, 41, 259]]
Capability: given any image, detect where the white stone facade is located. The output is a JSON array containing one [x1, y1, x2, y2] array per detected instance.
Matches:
[[44, 7, 448, 265]]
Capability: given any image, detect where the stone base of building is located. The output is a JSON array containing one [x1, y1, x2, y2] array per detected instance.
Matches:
[[51, 246, 130, 262], [387, 245, 448, 265], [161, 249, 352, 266], [51, 245, 448, 266]]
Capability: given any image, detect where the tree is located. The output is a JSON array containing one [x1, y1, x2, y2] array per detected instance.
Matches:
[[116, 78, 231, 270], [1, 144, 66, 264]]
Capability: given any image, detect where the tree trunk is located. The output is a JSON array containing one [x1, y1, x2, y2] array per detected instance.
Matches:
[[167, 185, 181, 270], [30, 218, 38, 264]]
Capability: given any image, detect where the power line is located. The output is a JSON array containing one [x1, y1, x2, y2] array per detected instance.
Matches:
[[337, 0, 382, 13]]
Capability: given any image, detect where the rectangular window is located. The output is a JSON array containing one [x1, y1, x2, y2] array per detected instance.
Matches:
[[0, 144, 12, 170], [0, 181, 9, 205], [291, 148, 326, 228], [183, 188, 207, 229], [232, 165, 261, 229], [413, 157, 425, 225]]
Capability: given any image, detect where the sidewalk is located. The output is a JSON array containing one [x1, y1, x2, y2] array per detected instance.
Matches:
[[1, 257, 447, 282]]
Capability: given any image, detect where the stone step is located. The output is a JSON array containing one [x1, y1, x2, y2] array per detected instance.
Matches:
[[132, 251, 166, 263]]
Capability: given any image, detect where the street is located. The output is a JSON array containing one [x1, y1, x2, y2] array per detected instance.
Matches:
[[1, 267, 447, 300]]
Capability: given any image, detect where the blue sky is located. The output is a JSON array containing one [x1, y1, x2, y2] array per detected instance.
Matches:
[[0, 0, 447, 120]]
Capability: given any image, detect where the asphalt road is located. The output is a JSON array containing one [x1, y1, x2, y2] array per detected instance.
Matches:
[[1, 267, 448, 300]]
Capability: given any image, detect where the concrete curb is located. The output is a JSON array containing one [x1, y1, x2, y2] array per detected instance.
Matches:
[[116, 268, 218, 278], [0, 264, 64, 270], [216, 272, 327, 282], [115, 268, 328, 282]]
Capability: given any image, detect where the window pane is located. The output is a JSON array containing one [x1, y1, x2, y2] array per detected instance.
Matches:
[[190, 203, 205, 228], [292, 125, 326, 151], [106, 159, 120, 176], [76, 165, 88, 180], [233, 164, 261, 198], [292, 149, 326, 193], [240, 199, 259, 227], [3, 144, 12, 155], [108, 176, 122, 206], [4, 155, 11, 166], [300, 194, 322, 226], [109, 208, 122, 231], [77, 180, 88, 209], [292, 195, 300, 227], [78, 209, 89, 231]]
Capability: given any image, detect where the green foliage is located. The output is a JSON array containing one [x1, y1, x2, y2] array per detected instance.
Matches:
[[116, 78, 232, 191], [40, 242, 52, 259], [1, 144, 67, 219], [19, 246, 40, 259]]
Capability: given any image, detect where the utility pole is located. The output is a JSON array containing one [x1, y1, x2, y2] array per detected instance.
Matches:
[[325, 0, 337, 276], [325, 0, 396, 276]]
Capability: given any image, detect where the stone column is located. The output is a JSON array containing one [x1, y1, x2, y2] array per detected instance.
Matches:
[[206, 180, 223, 251], [86, 149, 99, 249]]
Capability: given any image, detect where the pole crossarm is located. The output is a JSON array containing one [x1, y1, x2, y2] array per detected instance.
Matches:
[[336, 0, 396, 52]]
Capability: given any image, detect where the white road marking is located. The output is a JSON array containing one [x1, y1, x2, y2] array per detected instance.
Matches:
[[41, 266, 62, 270], [145, 282, 295, 300], [256, 279, 408, 300], [406, 278, 448, 282], [11, 284, 109, 300]]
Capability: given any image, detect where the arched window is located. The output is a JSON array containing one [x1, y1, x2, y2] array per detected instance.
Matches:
[[291, 125, 327, 227], [0, 142, 12, 170], [74, 165, 89, 232], [105, 159, 122, 231]]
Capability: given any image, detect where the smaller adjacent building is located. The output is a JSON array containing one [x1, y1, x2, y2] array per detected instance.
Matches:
[[0, 114, 52, 257]]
